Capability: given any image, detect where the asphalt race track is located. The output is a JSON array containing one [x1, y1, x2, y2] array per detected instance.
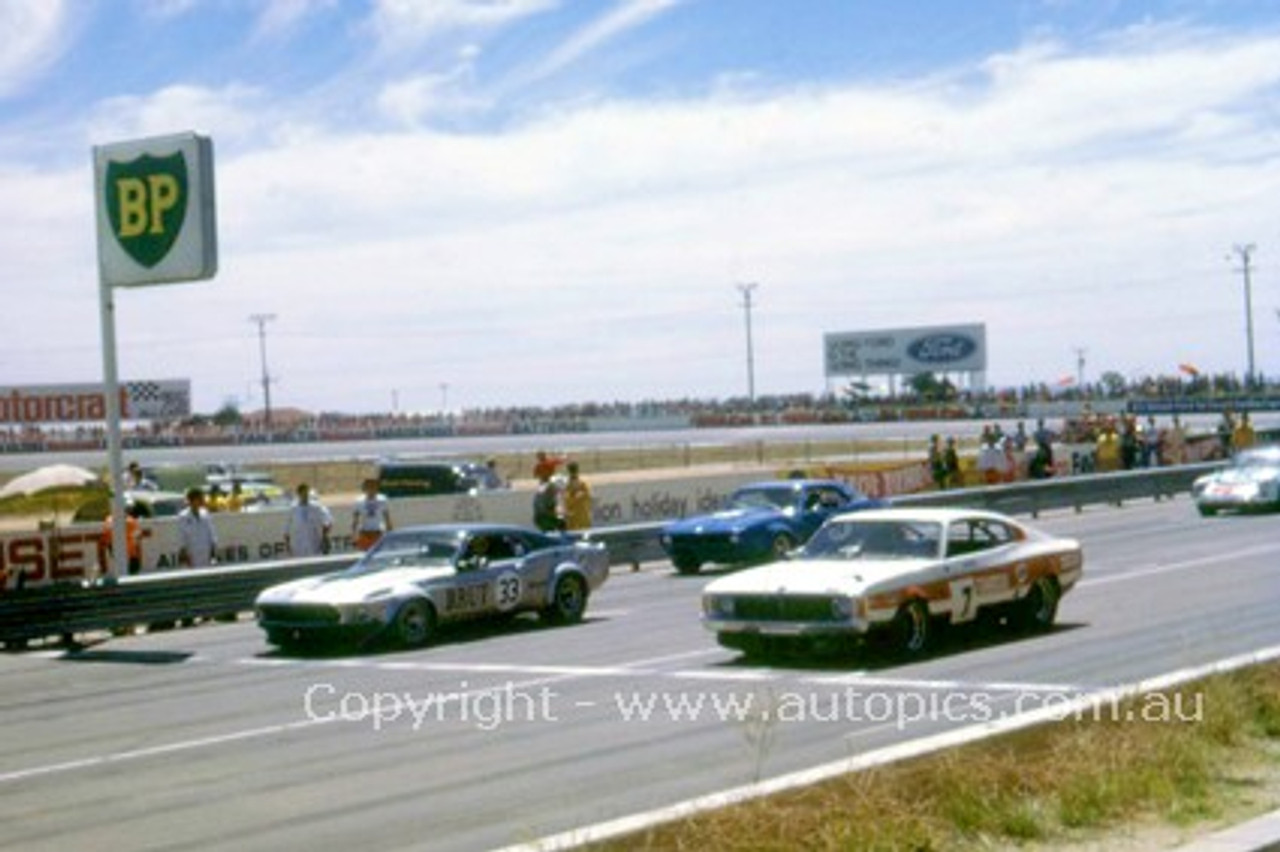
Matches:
[[2, 498, 1278, 851]]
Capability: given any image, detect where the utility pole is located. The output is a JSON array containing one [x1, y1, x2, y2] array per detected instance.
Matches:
[[736, 283, 758, 404], [1229, 244, 1258, 388], [249, 313, 276, 430], [1073, 347, 1086, 389]]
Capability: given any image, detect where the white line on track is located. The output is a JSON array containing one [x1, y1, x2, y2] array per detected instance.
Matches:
[[494, 642, 1280, 852], [1079, 542, 1280, 588]]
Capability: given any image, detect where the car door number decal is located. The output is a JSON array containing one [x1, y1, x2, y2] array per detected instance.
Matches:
[[445, 584, 490, 613], [950, 577, 977, 623], [495, 571, 523, 612]]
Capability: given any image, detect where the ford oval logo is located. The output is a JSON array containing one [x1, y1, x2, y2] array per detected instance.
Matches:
[[908, 334, 977, 364]]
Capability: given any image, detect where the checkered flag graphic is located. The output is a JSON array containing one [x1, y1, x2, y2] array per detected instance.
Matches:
[[125, 381, 191, 419]]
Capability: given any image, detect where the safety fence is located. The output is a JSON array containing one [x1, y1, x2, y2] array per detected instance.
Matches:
[[0, 462, 1221, 648]]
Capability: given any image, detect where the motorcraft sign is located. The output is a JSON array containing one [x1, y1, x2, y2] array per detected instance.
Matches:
[[824, 324, 987, 376], [93, 132, 217, 287], [0, 381, 191, 424]]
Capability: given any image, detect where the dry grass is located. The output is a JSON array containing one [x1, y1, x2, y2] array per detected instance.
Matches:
[[590, 665, 1280, 851]]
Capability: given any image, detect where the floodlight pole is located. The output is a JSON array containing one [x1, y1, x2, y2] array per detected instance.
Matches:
[[736, 283, 758, 404]]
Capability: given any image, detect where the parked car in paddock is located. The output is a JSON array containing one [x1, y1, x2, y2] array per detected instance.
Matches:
[[701, 507, 1083, 660], [255, 523, 609, 650], [375, 458, 506, 498], [659, 479, 883, 575], [1191, 445, 1280, 516]]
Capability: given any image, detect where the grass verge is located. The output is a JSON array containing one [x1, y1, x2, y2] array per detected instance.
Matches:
[[589, 663, 1280, 851]]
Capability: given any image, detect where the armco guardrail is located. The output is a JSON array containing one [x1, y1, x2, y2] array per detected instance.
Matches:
[[889, 461, 1218, 516], [0, 462, 1222, 648], [0, 554, 355, 648]]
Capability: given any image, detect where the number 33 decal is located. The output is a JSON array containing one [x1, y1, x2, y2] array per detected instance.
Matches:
[[495, 572, 523, 611]]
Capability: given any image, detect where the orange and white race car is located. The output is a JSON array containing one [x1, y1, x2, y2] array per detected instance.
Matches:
[[701, 507, 1083, 659]]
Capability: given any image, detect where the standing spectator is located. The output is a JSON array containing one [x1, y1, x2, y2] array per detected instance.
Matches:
[[126, 461, 155, 491], [225, 481, 246, 512], [1232, 412, 1256, 454], [177, 487, 218, 567], [533, 449, 564, 482], [100, 501, 145, 576], [1217, 411, 1236, 458], [976, 428, 1007, 485], [1029, 435, 1055, 480], [1095, 419, 1121, 472], [206, 483, 228, 512], [532, 472, 562, 533], [352, 477, 393, 551], [943, 437, 962, 489], [1119, 416, 1140, 471], [285, 483, 332, 557], [927, 435, 947, 490], [1011, 421, 1029, 453], [562, 461, 592, 531], [1139, 415, 1161, 468], [1163, 415, 1188, 465]]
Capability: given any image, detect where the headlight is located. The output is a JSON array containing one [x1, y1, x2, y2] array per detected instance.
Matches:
[[831, 597, 856, 619], [342, 599, 394, 624], [702, 595, 735, 618]]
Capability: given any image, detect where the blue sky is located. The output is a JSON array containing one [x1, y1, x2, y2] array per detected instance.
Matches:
[[2, 0, 1280, 415]]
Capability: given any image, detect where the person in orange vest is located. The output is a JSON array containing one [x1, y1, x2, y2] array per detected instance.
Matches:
[[99, 501, 145, 576]]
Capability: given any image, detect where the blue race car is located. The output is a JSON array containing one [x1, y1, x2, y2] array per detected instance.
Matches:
[[659, 479, 882, 574]]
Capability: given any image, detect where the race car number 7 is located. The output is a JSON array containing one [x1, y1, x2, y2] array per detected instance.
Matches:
[[949, 577, 977, 623]]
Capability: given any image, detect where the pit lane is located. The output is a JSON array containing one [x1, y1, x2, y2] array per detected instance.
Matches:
[[1, 498, 1278, 851]]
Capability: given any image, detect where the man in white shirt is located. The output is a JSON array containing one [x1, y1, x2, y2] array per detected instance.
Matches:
[[177, 488, 218, 567], [352, 477, 392, 551], [285, 483, 332, 557]]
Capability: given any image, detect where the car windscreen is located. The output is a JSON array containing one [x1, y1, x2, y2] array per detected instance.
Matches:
[[345, 531, 461, 574], [800, 519, 942, 560], [729, 487, 797, 511]]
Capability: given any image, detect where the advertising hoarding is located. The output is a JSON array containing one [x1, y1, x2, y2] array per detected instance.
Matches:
[[824, 324, 987, 377], [0, 380, 192, 424]]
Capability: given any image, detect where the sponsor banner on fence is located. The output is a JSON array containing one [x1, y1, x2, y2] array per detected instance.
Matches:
[[0, 380, 192, 424], [0, 472, 763, 590]]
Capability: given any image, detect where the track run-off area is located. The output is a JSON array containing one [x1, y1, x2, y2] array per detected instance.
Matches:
[[1, 496, 1278, 851]]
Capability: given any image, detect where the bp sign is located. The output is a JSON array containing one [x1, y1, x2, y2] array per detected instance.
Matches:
[[93, 132, 217, 287]]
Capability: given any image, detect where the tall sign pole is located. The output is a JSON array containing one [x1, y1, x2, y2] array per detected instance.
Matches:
[[93, 132, 217, 578]]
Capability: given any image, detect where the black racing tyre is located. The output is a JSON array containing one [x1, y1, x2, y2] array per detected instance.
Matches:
[[1013, 576, 1060, 634], [889, 599, 931, 659], [1197, 505, 1218, 517], [768, 533, 796, 561], [394, 599, 436, 648], [672, 556, 702, 575], [541, 573, 588, 625]]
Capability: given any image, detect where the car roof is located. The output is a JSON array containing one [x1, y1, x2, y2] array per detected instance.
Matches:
[[390, 522, 541, 536], [736, 479, 850, 489], [828, 507, 1019, 525]]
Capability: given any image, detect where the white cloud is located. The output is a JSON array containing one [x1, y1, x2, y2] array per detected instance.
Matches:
[[86, 84, 267, 148], [525, 0, 682, 81], [368, 0, 559, 51], [0, 0, 71, 98], [6, 17, 1280, 409], [251, 0, 337, 40]]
